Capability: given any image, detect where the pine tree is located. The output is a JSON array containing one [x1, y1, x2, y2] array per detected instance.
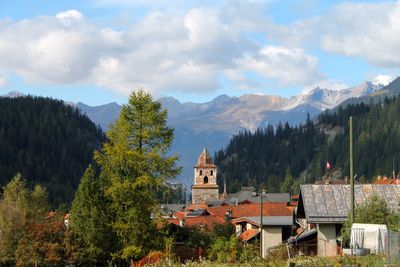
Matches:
[[68, 165, 116, 265], [94, 90, 181, 261], [280, 168, 293, 193]]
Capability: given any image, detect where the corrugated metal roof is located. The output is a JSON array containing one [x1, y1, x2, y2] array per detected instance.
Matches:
[[300, 184, 400, 223]]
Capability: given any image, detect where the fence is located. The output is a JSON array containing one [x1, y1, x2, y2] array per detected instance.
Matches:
[[172, 244, 206, 262], [387, 230, 400, 263], [289, 241, 318, 257]]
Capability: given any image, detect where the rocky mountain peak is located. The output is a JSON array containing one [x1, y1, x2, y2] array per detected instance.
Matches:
[[2, 90, 24, 98]]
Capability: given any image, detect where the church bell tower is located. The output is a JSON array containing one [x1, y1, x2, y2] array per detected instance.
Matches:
[[192, 147, 219, 204]]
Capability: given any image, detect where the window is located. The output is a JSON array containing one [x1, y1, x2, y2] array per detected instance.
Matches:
[[211, 170, 213, 175], [204, 176, 209, 184], [199, 170, 202, 175]]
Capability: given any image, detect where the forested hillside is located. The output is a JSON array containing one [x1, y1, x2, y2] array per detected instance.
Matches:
[[312, 98, 400, 181], [0, 96, 105, 207], [214, 116, 325, 193], [215, 97, 400, 193]]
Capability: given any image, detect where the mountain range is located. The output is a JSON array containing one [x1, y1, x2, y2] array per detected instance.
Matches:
[[74, 81, 384, 187], [3, 79, 392, 187]]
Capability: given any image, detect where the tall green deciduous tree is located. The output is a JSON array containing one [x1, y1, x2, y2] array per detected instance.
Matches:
[[94, 90, 181, 261], [68, 165, 116, 265]]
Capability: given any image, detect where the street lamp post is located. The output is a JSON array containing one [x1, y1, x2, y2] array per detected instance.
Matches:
[[260, 190, 263, 258]]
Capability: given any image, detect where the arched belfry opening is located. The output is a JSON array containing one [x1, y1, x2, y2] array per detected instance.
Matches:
[[204, 176, 209, 184]]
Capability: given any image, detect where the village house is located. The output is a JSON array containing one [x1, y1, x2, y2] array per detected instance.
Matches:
[[233, 215, 293, 258], [294, 183, 400, 257], [165, 148, 296, 258]]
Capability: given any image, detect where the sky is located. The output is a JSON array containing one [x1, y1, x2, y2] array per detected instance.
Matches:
[[0, 0, 399, 105]]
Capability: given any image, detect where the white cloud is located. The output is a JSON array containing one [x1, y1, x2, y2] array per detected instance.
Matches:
[[0, 74, 7, 87], [1, 1, 398, 98], [267, 1, 400, 68], [56, 10, 84, 26], [0, 11, 105, 85], [234, 45, 323, 88], [0, 7, 325, 97], [372, 74, 394, 86], [318, 2, 400, 67]]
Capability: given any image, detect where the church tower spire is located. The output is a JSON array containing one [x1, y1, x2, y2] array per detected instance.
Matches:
[[191, 147, 219, 204]]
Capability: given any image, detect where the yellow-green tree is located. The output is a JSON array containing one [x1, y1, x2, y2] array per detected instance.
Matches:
[[0, 174, 51, 265], [94, 90, 181, 262]]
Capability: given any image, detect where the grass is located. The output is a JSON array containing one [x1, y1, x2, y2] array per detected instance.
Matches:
[[145, 254, 392, 267]]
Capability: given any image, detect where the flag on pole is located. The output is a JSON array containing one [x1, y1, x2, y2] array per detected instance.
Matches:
[[326, 161, 331, 170]]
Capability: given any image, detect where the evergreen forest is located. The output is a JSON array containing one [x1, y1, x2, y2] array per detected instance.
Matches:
[[0, 96, 105, 207], [215, 97, 400, 193]]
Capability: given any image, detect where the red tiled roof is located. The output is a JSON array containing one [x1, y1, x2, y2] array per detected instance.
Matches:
[[168, 202, 293, 229], [207, 202, 293, 219], [185, 203, 208, 210], [375, 179, 400, 184], [173, 211, 186, 219], [169, 215, 225, 228], [239, 229, 259, 241]]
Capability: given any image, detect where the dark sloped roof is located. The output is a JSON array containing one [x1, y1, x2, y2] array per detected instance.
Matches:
[[228, 187, 290, 203], [288, 228, 317, 244], [205, 199, 234, 207], [299, 184, 400, 223]]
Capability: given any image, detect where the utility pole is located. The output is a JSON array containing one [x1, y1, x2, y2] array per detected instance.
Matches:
[[350, 116, 355, 225], [260, 191, 263, 258]]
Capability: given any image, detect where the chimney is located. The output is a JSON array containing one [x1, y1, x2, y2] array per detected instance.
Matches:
[[225, 209, 233, 219], [262, 189, 266, 195], [179, 219, 185, 227]]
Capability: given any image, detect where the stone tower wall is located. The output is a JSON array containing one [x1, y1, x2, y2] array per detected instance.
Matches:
[[192, 188, 219, 204]]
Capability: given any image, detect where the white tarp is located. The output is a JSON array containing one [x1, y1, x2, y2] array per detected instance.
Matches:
[[350, 223, 388, 254]]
